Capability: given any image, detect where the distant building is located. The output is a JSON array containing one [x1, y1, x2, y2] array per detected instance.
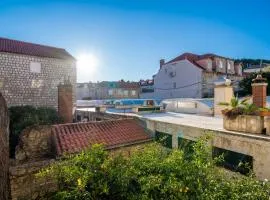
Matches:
[[76, 80, 140, 100], [243, 64, 270, 73], [0, 37, 76, 108], [143, 52, 243, 99], [139, 79, 155, 99]]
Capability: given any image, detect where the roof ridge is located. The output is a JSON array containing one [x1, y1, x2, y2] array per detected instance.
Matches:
[[0, 37, 65, 50]]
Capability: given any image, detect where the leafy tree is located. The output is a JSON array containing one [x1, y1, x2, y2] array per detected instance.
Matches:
[[239, 72, 270, 96], [38, 136, 270, 200]]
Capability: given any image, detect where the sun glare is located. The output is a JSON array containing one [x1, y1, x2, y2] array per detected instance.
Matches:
[[77, 53, 98, 74]]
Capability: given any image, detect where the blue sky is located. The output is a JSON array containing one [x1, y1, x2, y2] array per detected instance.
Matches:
[[0, 0, 269, 82]]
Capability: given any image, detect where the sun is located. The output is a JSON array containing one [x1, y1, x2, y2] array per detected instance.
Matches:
[[77, 53, 98, 74]]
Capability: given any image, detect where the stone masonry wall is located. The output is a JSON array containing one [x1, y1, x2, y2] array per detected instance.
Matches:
[[0, 93, 10, 200], [15, 125, 53, 163], [0, 52, 76, 108]]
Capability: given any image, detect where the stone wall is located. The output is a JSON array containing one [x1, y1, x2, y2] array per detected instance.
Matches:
[[9, 159, 57, 200], [0, 93, 9, 200], [0, 52, 76, 108], [15, 125, 53, 163]]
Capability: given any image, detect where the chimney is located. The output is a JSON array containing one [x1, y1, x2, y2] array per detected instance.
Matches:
[[252, 74, 267, 108], [58, 80, 73, 123], [160, 59, 165, 69]]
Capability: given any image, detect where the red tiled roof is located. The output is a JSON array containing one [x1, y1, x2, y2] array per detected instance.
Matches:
[[118, 81, 140, 89], [165, 52, 234, 70], [166, 52, 206, 70], [52, 119, 152, 156], [0, 37, 75, 60]]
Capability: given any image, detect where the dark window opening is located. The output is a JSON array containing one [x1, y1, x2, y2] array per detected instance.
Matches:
[[213, 147, 253, 175], [178, 137, 195, 159], [155, 131, 172, 148]]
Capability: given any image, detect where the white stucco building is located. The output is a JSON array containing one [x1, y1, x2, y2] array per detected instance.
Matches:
[[141, 53, 243, 99]]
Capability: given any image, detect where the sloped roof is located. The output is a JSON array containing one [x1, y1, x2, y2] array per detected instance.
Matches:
[[0, 37, 75, 60], [165, 52, 234, 70], [166, 52, 205, 70], [52, 119, 152, 156]]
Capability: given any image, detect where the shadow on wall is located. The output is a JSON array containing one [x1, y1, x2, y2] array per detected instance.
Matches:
[[0, 93, 10, 200]]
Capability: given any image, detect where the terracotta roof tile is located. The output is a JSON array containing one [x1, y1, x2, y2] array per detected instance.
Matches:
[[52, 119, 152, 156], [0, 37, 75, 60]]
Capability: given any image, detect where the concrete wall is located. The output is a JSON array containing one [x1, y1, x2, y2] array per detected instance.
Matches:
[[153, 60, 203, 99], [0, 93, 9, 200], [0, 52, 76, 108], [145, 119, 270, 180]]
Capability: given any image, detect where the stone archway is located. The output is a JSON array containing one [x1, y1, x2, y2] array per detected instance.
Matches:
[[0, 92, 9, 200]]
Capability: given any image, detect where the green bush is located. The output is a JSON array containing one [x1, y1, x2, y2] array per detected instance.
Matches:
[[9, 106, 62, 157], [38, 135, 270, 200]]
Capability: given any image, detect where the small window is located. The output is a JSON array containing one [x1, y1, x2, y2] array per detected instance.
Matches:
[[219, 60, 223, 68], [227, 61, 231, 70], [155, 131, 172, 148], [131, 90, 136, 96], [117, 89, 123, 95], [124, 90, 129, 96], [173, 82, 176, 89], [213, 147, 253, 175], [207, 60, 212, 69], [30, 62, 41, 73], [108, 89, 113, 96]]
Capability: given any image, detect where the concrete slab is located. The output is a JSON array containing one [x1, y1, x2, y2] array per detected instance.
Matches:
[[141, 112, 270, 142]]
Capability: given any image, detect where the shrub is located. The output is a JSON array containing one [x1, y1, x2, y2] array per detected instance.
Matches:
[[38, 136, 270, 200], [9, 106, 62, 157]]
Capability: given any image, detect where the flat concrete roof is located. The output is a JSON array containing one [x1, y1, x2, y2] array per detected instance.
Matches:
[[140, 112, 270, 142]]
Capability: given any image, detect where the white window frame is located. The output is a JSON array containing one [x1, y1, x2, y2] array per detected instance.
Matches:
[[108, 89, 113, 96], [131, 90, 136, 96], [219, 60, 223, 68]]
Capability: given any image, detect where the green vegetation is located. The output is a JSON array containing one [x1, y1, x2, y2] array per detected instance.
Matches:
[[220, 97, 259, 119], [38, 135, 270, 200], [239, 72, 270, 96], [9, 105, 62, 157], [235, 59, 270, 69]]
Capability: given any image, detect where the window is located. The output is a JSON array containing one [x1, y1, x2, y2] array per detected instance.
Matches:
[[131, 90, 136, 96], [124, 90, 129, 96], [213, 147, 253, 175], [117, 89, 123, 95], [173, 82, 176, 89], [219, 60, 223, 68], [207, 60, 212, 69], [155, 131, 172, 148], [108, 89, 113, 96], [227, 61, 231, 70], [30, 62, 41, 73]]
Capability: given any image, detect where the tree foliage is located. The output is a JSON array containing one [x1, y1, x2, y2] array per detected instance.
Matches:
[[235, 59, 270, 69], [38, 136, 270, 200], [239, 72, 270, 96]]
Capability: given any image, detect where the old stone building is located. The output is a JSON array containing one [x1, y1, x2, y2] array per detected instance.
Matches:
[[0, 37, 76, 108]]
